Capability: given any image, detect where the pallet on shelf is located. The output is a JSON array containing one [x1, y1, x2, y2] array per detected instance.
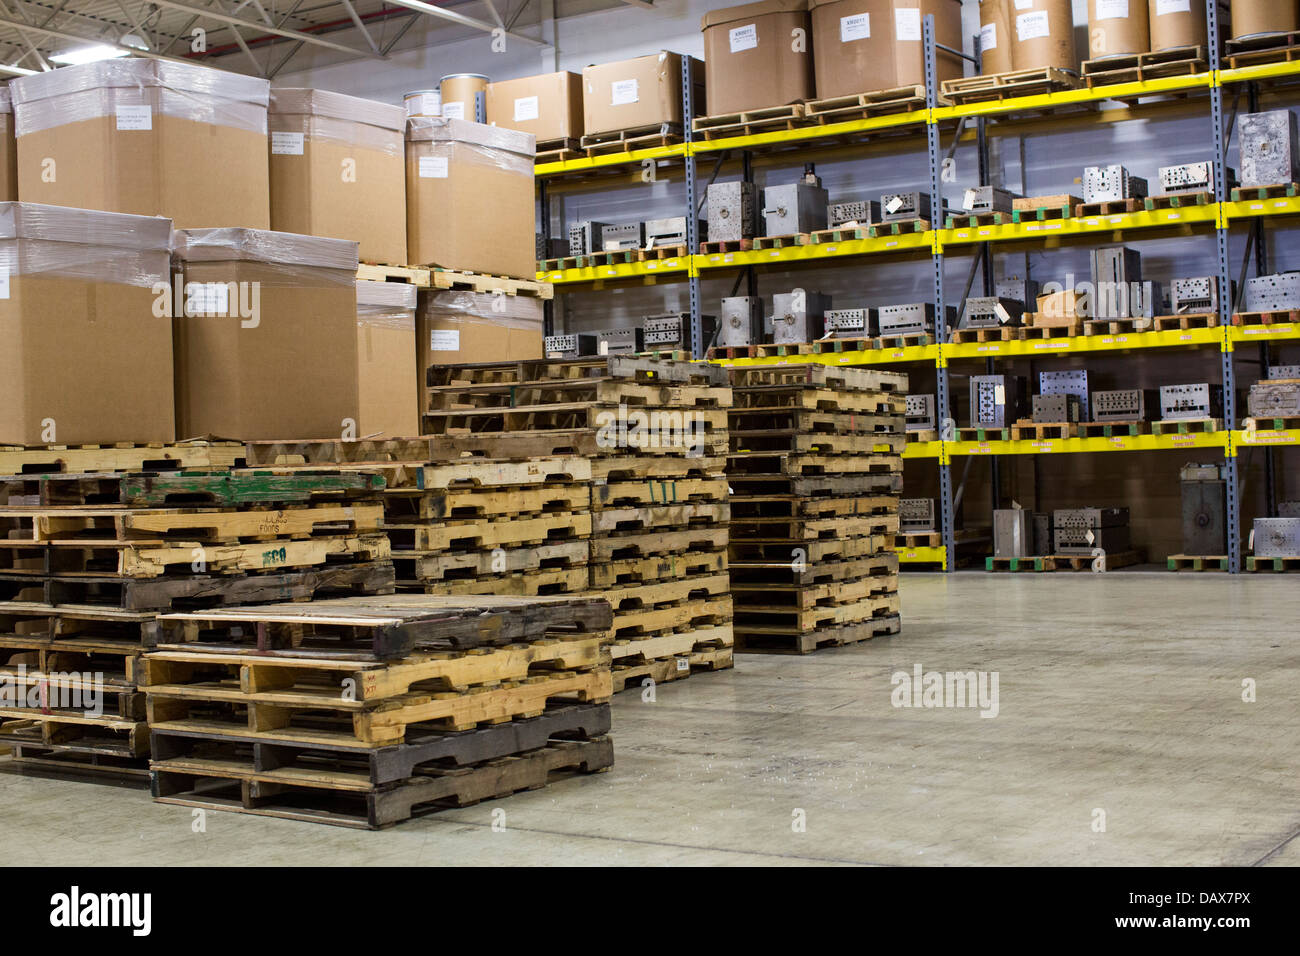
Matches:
[[956, 426, 1012, 442], [1245, 555, 1300, 572], [430, 268, 553, 298], [1152, 312, 1218, 331], [535, 136, 581, 164], [950, 325, 1017, 344], [639, 243, 689, 260], [1017, 318, 1084, 339], [804, 85, 930, 123], [1011, 194, 1082, 223], [579, 123, 683, 155], [1229, 183, 1299, 202], [1009, 421, 1079, 440], [1144, 191, 1214, 211], [805, 225, 871, 243], [1232, 309, 1300, 327], [699, 238, 753, 254], [692, 104, 805, 140], [1167, 555, 1229, 572], [1080, 317, 1154, 335], [1081, 46, 1207, 87], [1150, 418, 1221, 435], [906, 429, 938, 443], [1225, 30, 1300, 70], [946, 211, 1013, 228], [1078, 420, 1148, 438], [1075, 198, 1145, 217], [940, 67, 1080, 105], [868, 218, 929, 237], [752, 233, 808, 250], [986, 551, 1143, 572]]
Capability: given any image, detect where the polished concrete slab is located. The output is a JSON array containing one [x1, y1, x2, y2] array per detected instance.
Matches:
[[2, 573, 1297, 866]]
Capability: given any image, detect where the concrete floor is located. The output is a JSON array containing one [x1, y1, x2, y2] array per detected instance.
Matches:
[[2, 573, 1298, 866]]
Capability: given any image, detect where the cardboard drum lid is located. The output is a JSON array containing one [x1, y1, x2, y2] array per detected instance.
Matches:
[[1148, 0, 1206, 52], [700, 0, 814, 115], [1230, 0, 1300, 40], [809, 0, 897, 98], [1011, 0, 1077, 72], [1087, 0, 1151, 58]]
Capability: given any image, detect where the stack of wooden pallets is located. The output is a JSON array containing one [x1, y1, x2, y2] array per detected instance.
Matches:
[[725, 365, 907, 654], [0, 446, 396, 779], [143, 593, 614, 828], [421, 355, 735, 692]]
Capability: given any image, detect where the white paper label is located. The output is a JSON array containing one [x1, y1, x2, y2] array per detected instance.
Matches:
[[1017, 10, 1051, 41], [1096, 0, 1128, 19], [729, 24, 758, 53], [0, 267, 9, 300], [963, 188, 978, 210], [513, 95, 540, 122], [187, 282, 229, 315], [1014, 0, 1032, 9], [1155, 0, 1190, 14], [885, 195, 904, 214], [430, 329, 460, 351], [675, 658, 689, 672], [980, 22, 997, 51], [271, 131, 304, 155], [441, 100, 465, 120], [895, 8, 921, 42], [405, 92, 440, 117], [841, 13, 870, 42], [611, 79, 639, 106], [418, 156, 449, 179], [115, 105, 152, 131]]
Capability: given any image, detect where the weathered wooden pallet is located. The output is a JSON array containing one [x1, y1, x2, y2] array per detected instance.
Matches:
[[950, 325, 1017, 344], [731, 574, 896, 612], [729, 407, 901, 433], [1245, 555, 1300, 572], [730, 511, 898, 540], [726, 450, 903, 477], [729, 534, 891, 565], [0, 712, 149, 756], [955, 427, 1012, 442], [728, 430, 906, 456], [1075, 198, 1145, 217], [728, 472, 902, 499], [0, 469, 384, 509], [589, 501, 729, 535], [428, 268, 553, 299], [588, 550, 728, 589], [1081, 46, 1207, 87], [427, 354, 729, 389], [384, 484, 589, 521], [940, 67, 1080, 105], [946, 211, 1012, 229], [1144, 190, 1213, 210], [590, 476, 727, 510], [604, 596, 733, 641], [0, 442, 242, 477], [0, 561, 395, 613], [1230, 182, 1300, 202], [985, 551, 1143, 572], [734, 613, 900, 654], [151, 736, 613, 829], [580, 123, 683, 155], [803, 225, 872, 244], [1167, 554, 1229, 572], [153, 593, 612, 660], [1, 741, 151, 779], [426, 377, 731, 412], [399, 567, 590, 598], [729, 552, 896, 587], [728, 363, 908, 393], [730, 492, 897, 521], [1225, 31, 1300, 70], [147, 668, 613, 747], [384, 512, 590, 553], [392, 540, 587, 582], [591, 454, 729, 482], [1077, 420, 1147, 438], [610, 642, 734, 692], [699, 238, 753, 254], [1150, 417, 1221, 435], [607, 624, 732, 665], [1152, 312, 1218, 331], [874, 332, 935, 349], [805, 85, 929, 123], [1009, 421, 1079, 440], [589, 526, 729, 563], [1011, 195, 1081, 222], [906, 429, 939, 443], [1233, 309, 1300, 326], [868, 218, 929, 237], [732, 592, 899, 633], [692, 104, 805, 140]]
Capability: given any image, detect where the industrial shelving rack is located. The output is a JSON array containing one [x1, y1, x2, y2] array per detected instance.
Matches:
[[535, 6, 1300, 573]]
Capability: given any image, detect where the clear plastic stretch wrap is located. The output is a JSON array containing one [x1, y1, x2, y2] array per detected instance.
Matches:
[[419, 289, 543, 332], [270, 88, 405, 157], [10, 59, 270, 137], [357, 278, 417, 330], [406, 116, 535, 174], [175, 227, 358, 283], [0, 87, 10, 114], [0, 201, 171, 287]]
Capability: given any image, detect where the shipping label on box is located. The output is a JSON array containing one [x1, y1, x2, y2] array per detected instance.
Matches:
[[730, 24, 758, 52], [271, 131, 304, 155], [841, 14, 871, 42]]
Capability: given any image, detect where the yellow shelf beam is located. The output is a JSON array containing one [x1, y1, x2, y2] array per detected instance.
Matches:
[[946, 431, 1229, 458], [945, 325, 1224, 360], [691, 109, 929, 155], [1219, 59, 1300, 86], [1231, 322, 1300, 344], [941, 203, 1218, 247], [1234, 428, 1300, 453], [1222, 196, 1300, 222], [536, 143, 687, 179], [538, 256, 691, 285], [934, 73, 1212, 123]]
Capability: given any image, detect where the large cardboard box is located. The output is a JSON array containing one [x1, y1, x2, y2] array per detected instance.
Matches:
[[0, 88, 16, 202], [1010, 0, 1077, 72], [1087, 0, 1150, 58], [405, 118, 535, 278], [0, 203, 175, 444], [701, 1, 814, 114], [356, 280, 419, 438], [10, 60, 270, 229], [269, 89, 407, 265], [416, 292, 543, 411], [581, 52, 704, 137], [810, 0, 897, 98], [487, 72, 584, 143], [890, 0, 964, 88], [172, 228, 359, 441]]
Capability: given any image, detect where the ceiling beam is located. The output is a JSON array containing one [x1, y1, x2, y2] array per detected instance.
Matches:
[[0, 12, 210, 66], [382, 0, 547, 48], [139, 0, 383, 58]]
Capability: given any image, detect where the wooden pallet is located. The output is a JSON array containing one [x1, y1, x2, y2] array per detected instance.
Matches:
[[1011, 194, 1082, 223], [804, 225, 871, 244], [580, 249, 640, 267], [1245, 555, 1300, 572], [1167, 554, 1229, 572], [591, 475, 728, 509], [869, 218, 929, 237], [1248, 416, 1300, 431], [804, 85, 929, 123], [956, 427, 1011, 442], [729, 533, 892, 565], [607, 624, 732, 666], [1016, 320, 1084, 339], [946, 211, 1012, 229], [1080, 317, 1154, 335], [1150, 417, 1221, 435], [0, 442, 242, 477], [0, 469, 385, 509], [734, 613, 900, 655], [429, 268, 553, 299], [1230, 183, 1300, 202], [906, 429, 938, 443], [692, 105, 805, 140], [1078, 420, 1147, 438], [1075, 198, 1145, 217], [401, 567, 592, 597], [1233, 309, 1300, 326], [940, 67, 1080, 105], [985, 551, 1143, 572], [609, 646, 734, 692], [1009, 421, 1079, 440], [699, 238, 753, 254], [751, 233, 807, 250], [1152, 312, 1219, 331], [580, 123, 683, 155], [639, 244, 689, 261], [152, 736, 613, 829], [1225, 31, 1300, 70], [874, 332, 934, 349], [1, 741, 151, 778], [950, 325, 1016, 344], [727, 363, 908, 393], [589, 550, 728, 589], [534, 136, 581, 164], [1145, 191, 1214, 211], [1081, 46, 1207, 87]]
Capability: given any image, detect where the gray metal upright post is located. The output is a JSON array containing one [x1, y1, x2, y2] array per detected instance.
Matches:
[[926, 15, 957, 570], [682, 55, 703, 358], [1208, 0, 1241, 572]]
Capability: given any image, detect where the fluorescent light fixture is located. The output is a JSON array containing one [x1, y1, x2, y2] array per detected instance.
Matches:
[[50, 45, 131, 66], [121, 34, 150, 51], [0, 64, 39, 76]]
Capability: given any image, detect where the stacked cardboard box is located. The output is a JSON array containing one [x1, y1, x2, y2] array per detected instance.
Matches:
[[487, 71, 585, 146], [726, 364, 906, 653], [417, 289, 545, 375], [356, 280, 420, 439], [0, 456, 395, 777], [144, 593, 614, 828], [0, 87, 16, 202], [419, 356, 735, 691]]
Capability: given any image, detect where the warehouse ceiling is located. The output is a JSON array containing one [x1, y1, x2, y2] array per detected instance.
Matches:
[[0, 0, 634, 79]]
